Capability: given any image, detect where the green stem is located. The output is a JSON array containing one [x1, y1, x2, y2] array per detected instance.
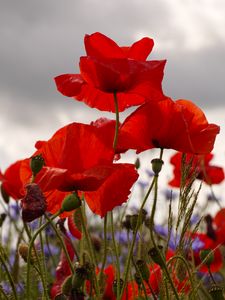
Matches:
[[23, 223, 48, 297], [148, 170, 180, 300], [0, 250, 18, 300], [26, 211, 61, 300], [167, 255, 196, 299], [113, 92, 120, 150], [147, 148, 179, 300], [99, 214, 108, 282], [44, 214, 75, 272], [38, 217, 49, 299], [110, 211, 121, 299], [79, 206, 100, 298], [0, 287, 10, 300], [119, 177, 156, 299]]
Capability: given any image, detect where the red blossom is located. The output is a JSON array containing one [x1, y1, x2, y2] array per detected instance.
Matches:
[[0, 159, 29, 200], [55, 32, 166, 112], [28, 122, 137, 217], [118, 97, 220, 154], [169, 152, 224, 188], [213, 209, 225, 245]]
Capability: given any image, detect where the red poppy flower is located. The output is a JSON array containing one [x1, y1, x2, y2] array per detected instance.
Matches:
[[23, 122, 138, 217], [213, 209, 225, 245], [117, 97, 220, 154], [169, 152, 224, 188], [55, 32, 166, 112], [0, 159, 30, 200]]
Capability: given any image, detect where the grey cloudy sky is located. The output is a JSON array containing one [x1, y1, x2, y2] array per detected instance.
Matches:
[[0, 0, 225, 169]]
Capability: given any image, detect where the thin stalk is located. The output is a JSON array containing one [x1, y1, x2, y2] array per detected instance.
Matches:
[[44, 213, 75, 271], [79, 206, 100, 298], [0, 250, 18, 300], [110, 211, 121, 299], [99, 214, 108, 281], [167, 255, 196, 299], [113, 92, 120, 150], [26, 211, 61, 300], [24, 222, 50, 297], [149, 173, 180, 300], [119, 177, 156, 299], [0, 287, 10, 300], [38, 217, 49, 299]]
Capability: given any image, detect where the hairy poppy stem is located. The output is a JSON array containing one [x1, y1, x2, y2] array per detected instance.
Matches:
[[79, 205, 101, 298], [119, 177, 156, 299], [44, 213, 76, 268], [148, 150, 180, 300], [26, 210, 62, 300], [99, 214, 108, 282], [113, 92, 120, 150], [167, 255, 197, 299], [110, 211, 121, 299], [0, 248, 18, 300]]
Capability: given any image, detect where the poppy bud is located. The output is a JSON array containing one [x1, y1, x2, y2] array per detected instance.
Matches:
[[199, 249, 214, 267], [151, 158, 164, 176], [135, 158, 140, 169], [136, 259, 150, 281], [21, 183, 47, 222], [148, 245, 165, 267], [134, 272, 142, 286], [122, 214, 132, 230], [62, 275, 72, 296], [61, 192, 81, 212], [55, 295, 67, 300], [1, 185, 9, 204], [0, 213, 6, 227], [209, 286, 224, 300], [130, 214, 139, 231], [72, 265, 89, 289], [18, 243, 35, 264], [30, 154, 45, 177], [112, 279, 124, 296], [69, 290, 85, 300]]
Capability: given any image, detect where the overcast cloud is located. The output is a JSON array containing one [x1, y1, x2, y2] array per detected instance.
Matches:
[[0, 0, 225, 169]]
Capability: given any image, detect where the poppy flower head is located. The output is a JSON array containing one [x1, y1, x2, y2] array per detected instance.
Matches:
[[55, 32, 166, 112], [84, 32, 154, 61], [169, 152, 224, 188], [118, 97, 220, 154]]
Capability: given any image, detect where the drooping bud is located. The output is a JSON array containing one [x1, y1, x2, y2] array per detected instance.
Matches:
[[112, 279, 124, 296], [122, 214, 132, 231], [148, 245, 165, 267], [61, 192, 81, 212], [72, 265, 89, 289], [18, 243, 35, 264], [61, 275, 72, 296], [55, 294, 67, 300], [199, 249, 214, 268], [0, 213, 6, 227], [30, 154, 45, 177], [130, 214, 139, 231], [69, 289, 85, 300], [151, 158, 164, 176], [134, 272, 142, 286], [21, 183, 47, 222], [1, 185, 9, 204], [209, 286, 224, 300], [136, 259, 150, 282], [135, 157, 140, 170]]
